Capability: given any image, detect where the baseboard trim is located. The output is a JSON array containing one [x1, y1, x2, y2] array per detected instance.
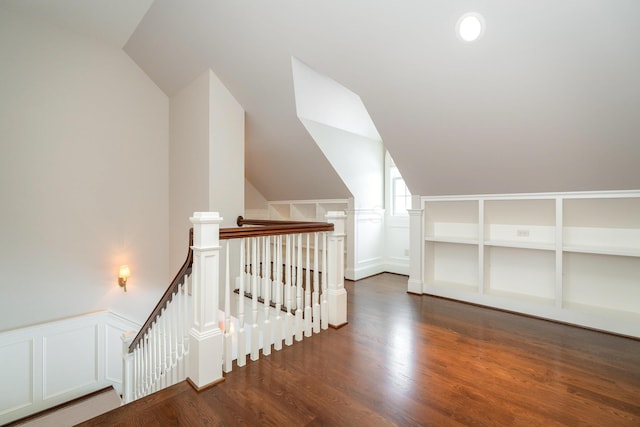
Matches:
[[186, 376, 225, 392], [329, 321, 348, 329], [4, 386, 116, 427]]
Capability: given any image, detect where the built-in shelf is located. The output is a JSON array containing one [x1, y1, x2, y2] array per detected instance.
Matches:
[[484, 240, 556, 251], [425, 200, 479, 242], [425, 241, 478, 292], [417, 191, 640, 338], [562, 246, 640, 258], [268, 199, 348, 222], [425, 236, 478, 245], [484, 246, 556, 303]]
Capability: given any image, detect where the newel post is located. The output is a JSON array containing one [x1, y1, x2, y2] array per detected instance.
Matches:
[[188, 212, 224, 390], [121, 331, 135, 404], [326, 211, 347, 328]]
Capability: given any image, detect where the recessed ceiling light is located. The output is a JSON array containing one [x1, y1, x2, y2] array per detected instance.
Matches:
[[457, 13, 485, 42]]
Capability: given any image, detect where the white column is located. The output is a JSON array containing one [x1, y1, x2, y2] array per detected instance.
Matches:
[[344, 199, 357, 281], [121, 331, 135, 404], [407, 202, 424, 294], [188, 212, 224, 390], [326, 211, 347, 328]]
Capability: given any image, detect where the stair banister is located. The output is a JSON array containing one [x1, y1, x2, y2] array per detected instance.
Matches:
[[122, 211, 345, 403]]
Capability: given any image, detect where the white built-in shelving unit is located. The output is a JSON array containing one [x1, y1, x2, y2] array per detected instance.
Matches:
[[418, 191, 640, 338], [267, 199, 349, 222]]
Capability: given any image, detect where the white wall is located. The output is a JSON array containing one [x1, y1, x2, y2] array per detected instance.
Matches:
[[169, 71, 211, 271], [0, 8, 170, 331], [245, 179, 268, 210], [208, 70, 245, 226], [169, 69, 244, 272]]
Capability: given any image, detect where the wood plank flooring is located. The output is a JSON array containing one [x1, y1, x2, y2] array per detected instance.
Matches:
[[79, 273, 640, 426]]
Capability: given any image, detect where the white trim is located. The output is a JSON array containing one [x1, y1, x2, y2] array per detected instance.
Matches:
[[421, 189, 640, 202], [0, 311, 139, 425]]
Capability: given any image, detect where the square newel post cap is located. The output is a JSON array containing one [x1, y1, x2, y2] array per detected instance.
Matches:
[[325, 211, 346, 235], [190, 212, 223, 248], [190, 212, 223, 224]]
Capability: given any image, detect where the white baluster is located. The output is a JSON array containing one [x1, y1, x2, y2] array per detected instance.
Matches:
[[121, 332, 134, 403], [285, 234, 294, 346], [181, 279, 190, 380], [295, 233, 304, 341], [142, 338, 148, 395], [263, 235, 272, 356], [274, 235, 283, 351], [224, 241, 233, 373], [313, 232, 320, 333], [172, 288, 179, 385], [304, 233, 312, 337], [152, 322, 158, 391], [160, 311, 166, 389], [177, 282, 185, 380], [134, 345, 139, 400], [321, 232, 329, 330], [237, 238, 247, 367], [251, 236, 260, 361]]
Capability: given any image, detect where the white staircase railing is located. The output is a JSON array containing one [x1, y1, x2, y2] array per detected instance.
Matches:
[[121, 211, 346, 403]]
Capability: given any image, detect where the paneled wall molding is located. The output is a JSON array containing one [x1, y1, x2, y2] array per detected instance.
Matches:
[[412, 190, 640, 338], [345, 207, 385, 280], [0, 311, 140, 425]]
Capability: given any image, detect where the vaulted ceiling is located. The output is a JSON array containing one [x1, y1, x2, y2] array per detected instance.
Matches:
[[4, 0, 640, 198]]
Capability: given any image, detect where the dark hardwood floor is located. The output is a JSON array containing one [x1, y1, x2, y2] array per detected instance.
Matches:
[[79, 273, 640, 426]]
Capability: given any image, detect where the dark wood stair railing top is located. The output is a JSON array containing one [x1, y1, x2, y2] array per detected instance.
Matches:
[[222, 216, 334, 239], [129, 216, 334, 352], [129, 228, 194, 352]]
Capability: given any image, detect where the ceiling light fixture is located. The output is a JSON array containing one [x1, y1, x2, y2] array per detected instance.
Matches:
[[457, 13, 485, 42]]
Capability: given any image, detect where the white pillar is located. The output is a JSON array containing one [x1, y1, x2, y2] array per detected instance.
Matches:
[[344, 198, 357, 281], [121, 331, 135, 404], [407, 198, 424, 294], [326, 211, 347, 328], [188, 212, 224, 390]]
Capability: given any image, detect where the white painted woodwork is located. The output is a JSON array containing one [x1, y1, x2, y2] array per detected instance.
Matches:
[[295, 234, 304, 342], [118, 212, 347, 405], [0, 311, 138, 425], [262, 236, 272, 356], [188, 212, 224, 389], [326, 212, 348, 327], [413, 191, 640, 338], [345, 206, 385, 280]]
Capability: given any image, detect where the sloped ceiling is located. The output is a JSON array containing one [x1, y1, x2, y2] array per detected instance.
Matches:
[[7, 0, 640, 197], [0, 0, 153, 49]]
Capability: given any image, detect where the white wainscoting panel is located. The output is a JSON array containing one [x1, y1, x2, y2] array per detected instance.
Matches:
[[0, 338, 33, 417], [347, 209, 385, 280], [43, 324, 99, 401], [105, 312, 140, 389], [0, 311, 139, 425]]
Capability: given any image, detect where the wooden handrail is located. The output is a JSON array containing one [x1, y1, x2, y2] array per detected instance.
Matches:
[[128, 217, 334, 353], [220, 216, 334, 239], [129, 228, 194, 353]]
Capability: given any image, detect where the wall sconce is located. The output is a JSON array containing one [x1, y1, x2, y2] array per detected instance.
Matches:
[[118, 265, 131, 292]]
